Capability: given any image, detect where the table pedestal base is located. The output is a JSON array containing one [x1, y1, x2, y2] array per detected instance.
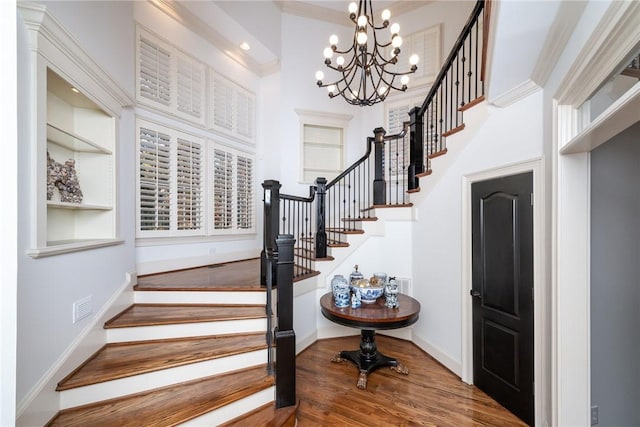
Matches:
[[331, 329, 409, 389]]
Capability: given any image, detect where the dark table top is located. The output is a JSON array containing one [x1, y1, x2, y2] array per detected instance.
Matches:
[[320, 292, 420, 330]]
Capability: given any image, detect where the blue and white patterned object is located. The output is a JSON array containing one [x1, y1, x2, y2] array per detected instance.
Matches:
[[357, 286, 384, 304], [333, 279, 351, 308]]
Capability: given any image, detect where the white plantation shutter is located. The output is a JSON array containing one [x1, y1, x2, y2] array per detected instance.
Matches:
[[386, 102, 412, 176], [210, 71, 256, 143], [176, 138, 203, 231], [138, 34, 171, 107], [236, 90, 255, 139], [236, 155, 254, 230], [176, 52, 205, 123], [410, 26, 440, 85], [211, 73, 234, 131], [213, 148, 234, 230], [139, 127, 171, 231]]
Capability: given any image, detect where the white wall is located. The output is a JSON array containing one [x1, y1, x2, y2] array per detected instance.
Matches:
[[410, 91, 544, 373], [16, 0, 137, 416], [1, 2, 19, 424]]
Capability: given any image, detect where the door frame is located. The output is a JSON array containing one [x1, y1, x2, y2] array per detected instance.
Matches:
[[461, 158, 545, 424]]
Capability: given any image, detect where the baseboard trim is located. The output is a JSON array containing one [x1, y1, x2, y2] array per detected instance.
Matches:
[[16, 273, 135, 426], [412, 334, 462, 377], [296, 331, 317, 355]]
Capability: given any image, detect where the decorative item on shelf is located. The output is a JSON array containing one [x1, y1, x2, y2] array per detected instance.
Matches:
[[352, 278, 384, 304], [385, 277, 400, 308], [47, 151, 83, 203], [370, 272, 388, 287], [333, 277, 351, 308], [314, 0, 419, 106], [331, 274, 348, 300], [349, 264, 364, 286]]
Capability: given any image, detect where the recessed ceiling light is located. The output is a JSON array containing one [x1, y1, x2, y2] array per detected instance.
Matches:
[[240, 42, 251, 51], [71, 87, 79, 93]]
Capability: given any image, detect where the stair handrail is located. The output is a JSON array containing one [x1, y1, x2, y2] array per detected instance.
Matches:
[[408, 0, 487, 189]]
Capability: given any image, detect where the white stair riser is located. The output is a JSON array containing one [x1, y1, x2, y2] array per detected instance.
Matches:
[[180, 386, 275, 426], [59, 350, 268, 409], [106, 318, 268, 343], [134, 291, 266, 305]]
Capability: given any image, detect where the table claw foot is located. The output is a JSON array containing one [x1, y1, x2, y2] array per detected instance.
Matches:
[[331, 353, 345, 363], [357, 371, 368, 389], [390, 362, 409, 375]]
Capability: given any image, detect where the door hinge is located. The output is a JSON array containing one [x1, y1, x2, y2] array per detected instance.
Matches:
[[530, 192, 534, 206]]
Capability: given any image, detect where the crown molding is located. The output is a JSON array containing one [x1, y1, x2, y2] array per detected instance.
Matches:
[[18, 2, 134, 114], [554, 0, 640, 106], [531, 1, 587, 88], [489, 78, 541, 108], [149, 0, 280, 77]]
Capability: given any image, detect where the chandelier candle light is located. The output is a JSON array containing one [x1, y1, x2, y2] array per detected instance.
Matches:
[[315, 0, 419, 106]]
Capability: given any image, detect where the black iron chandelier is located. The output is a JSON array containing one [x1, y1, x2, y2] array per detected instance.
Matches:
[[315, 0, 419, 107]]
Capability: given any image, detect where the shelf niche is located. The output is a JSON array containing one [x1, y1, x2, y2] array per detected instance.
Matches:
[[44, 68, 116, 248]]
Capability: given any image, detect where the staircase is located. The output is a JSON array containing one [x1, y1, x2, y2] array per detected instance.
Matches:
[[45, 2, 490, 425], [46, 259, 297, 426]]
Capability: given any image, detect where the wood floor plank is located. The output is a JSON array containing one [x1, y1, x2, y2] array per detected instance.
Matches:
[[57, 333, 267, 390], [296, 335, 528, 426], [104, 304, 266, 328], [47, 365, 274, 427], [135, 259, 263, 291]]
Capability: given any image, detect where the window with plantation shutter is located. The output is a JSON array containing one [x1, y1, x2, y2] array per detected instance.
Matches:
[[385, 101, 412, 177], [211, 73, 234, 131], [176, 138, 203, 230], [138, 34, 171, 107], [137, 119, 206, 237], [210, 70, 255, 143], [213, 148, 233, 230], [410, 26, 440, 86], [176, 52, 205, 124], [139, 127, 171, 231], [236, 91, 254, 139], [236, 155, 254, 230], [211, 146, 255, 234]]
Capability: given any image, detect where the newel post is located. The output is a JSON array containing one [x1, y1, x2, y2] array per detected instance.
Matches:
[[274, 234, 296, 408], [408, 107, 424, 191], [373, 127, 386, 205], [314, 177, 327, 259], [261, 180, 281, 287]]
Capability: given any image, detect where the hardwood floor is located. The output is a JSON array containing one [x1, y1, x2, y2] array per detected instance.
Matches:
[[296, 335, 527, 426]]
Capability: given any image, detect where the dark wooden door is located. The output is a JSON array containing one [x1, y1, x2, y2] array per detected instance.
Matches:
[[471, 172, 534, 425]]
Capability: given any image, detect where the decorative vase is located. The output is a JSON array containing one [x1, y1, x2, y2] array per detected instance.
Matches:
[[334, 280, 351, 308], [331, 275, 348, 299], [349, 264, 363, 286], [385, 277, 399, 308]]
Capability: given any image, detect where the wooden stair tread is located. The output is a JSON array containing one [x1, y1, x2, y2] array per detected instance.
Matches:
[[219, 400, 299, 427], [427, 148, 448, 159], [416, 169, 433, 178], [105, 304, 266, 329], [341, 216, 378, 222], [458, 95, 485, 112], [294, 248, 335, 262], [47, 365, 274, 427], [326, 228, 365, 234], [407, 187, 420, 194], [135, 258, 263, 292], [57, 333, 267, 391], [442, 124, 465, 138]]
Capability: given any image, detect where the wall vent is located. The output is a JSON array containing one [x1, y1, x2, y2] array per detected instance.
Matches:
[[73, 296, 92, 323], [395, 277, 412, 296]]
